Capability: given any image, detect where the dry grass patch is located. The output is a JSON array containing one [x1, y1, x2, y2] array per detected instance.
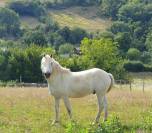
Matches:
[[49, 6, 112, 32], [0, 87, 151, 132]]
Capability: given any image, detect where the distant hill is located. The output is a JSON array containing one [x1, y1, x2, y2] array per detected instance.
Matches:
[[49, 6, 112, 32], [0, 0, 112, 32]]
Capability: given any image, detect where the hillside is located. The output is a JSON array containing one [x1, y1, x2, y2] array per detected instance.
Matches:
[[49, 6, 112, 32], [0, 0, 6, 7], [0, 0, 111, 32]]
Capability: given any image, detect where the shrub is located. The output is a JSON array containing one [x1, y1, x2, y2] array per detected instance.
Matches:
[[123, 61, 144, 72], [127, 48, 141, 60], [66, 121, 87, 133], [144, 65, 152, 72], [59, 43, 74, 55]]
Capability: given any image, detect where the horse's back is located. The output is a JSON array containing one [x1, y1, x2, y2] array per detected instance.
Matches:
[[72, 68, 108, 76]]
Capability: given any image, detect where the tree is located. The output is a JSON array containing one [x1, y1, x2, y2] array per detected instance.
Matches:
[[127, 48, 140, 60], [80, 38, 126, 79], [145, 31, 152, 51], [114, 32, 132, 52], [118, 3, 152, 22], [100, 0, 127, 19], [8, 45, 55, 82], [58, 43, 74, 55], [0, 7, 20, 37], [110, 21, 131, 34], [8, 1, 46, 18], [23, 30, 47, 46], [69, 28, 88, 44]]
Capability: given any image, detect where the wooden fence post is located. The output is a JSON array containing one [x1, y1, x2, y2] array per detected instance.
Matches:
[[142, 79, 145, 93], [129, 81, 132, 91]]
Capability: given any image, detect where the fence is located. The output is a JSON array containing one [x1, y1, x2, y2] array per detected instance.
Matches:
[[115, 79, 152, 92]]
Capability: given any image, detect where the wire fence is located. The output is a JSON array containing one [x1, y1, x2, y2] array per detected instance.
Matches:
[[115, 79, 152, 92]]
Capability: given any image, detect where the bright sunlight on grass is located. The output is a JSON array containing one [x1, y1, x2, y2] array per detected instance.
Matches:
[[0, 87, 151, 132]]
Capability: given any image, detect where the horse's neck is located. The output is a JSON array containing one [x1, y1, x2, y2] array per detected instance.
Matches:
[[54, 60, 70, 74]]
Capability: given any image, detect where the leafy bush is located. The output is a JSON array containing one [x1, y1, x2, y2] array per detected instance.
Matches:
[[127, 48, 141, 60], [144, 65, 152, 72], [65, 115, 124, 133], [66, 121, 87, 133], [59, 43, 74, 55], [0, 45, 55, 82], [123, 61, 144, 72], [88, 115, 124, 133]]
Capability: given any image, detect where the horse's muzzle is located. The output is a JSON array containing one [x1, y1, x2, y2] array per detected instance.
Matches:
[[44, 73, 51, 79]]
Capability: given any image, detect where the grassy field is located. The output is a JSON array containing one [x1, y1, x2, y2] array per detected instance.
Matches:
[[49, 6, 112, 32], [0, 86, 151, 133], [0, 1, 112, 31]]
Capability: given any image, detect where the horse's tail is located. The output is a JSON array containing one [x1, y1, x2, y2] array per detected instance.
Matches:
[[107, 73, 114, 93]]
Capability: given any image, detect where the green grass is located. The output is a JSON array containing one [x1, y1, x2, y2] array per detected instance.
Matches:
[[0, 87, 151, 132], [49, 6, 112, 32]]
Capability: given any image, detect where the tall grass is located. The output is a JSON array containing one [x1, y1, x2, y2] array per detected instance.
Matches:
[[0, 87, 151, 132]]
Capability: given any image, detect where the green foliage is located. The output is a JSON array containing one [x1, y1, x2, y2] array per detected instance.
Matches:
[[118, 3, 152, 22], [110, 21, 131, 34], [23, 30, 47, 46], [123, 61, 144, 72], [0, 80, 17, 87], [88, 115, 124, 133], [145, 31, 152, 51], [100, 0, 127, 19], [0, 7, 20, 37], [58, 43, 74, 55], [8, 0, 46, 18], [140, 51, 152, 64], [48, 32, 65, 49], [80, 38, 117, 69], [142, 110, 152, 131], [80, 38, 126, 79], [58, 27, 88, 44], [114, 32, 132, 52], [44, 0, 101, 8], [0, 45, 55, 82], [66, 121, 87, 133], [127, 48, 140, 60], [65, 115, 124, 133]]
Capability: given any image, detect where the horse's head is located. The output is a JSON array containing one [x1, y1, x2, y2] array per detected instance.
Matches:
[[41, 54, 54, 79]]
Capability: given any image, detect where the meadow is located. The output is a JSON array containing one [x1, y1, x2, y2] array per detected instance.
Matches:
[[49, 6, 112, 32], [0, 86, 151, 133]]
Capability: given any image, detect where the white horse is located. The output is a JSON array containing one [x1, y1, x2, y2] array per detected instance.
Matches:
[[41, 54, 114, 124]]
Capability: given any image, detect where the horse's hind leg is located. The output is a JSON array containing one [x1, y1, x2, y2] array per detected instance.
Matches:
[[63, 97, 72, 119], [103, 96, 108, 121], [94, 94, 104, 123]]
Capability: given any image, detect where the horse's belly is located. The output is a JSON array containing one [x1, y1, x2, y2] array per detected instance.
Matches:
[[68, 88, 92, 98]]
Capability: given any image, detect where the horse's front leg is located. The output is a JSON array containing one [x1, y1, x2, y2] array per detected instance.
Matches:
[[52, 97, 60, 124], [63, 97, 72, 119]]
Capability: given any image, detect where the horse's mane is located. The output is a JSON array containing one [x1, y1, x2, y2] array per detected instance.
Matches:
[[52, 58, 71, 74]]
